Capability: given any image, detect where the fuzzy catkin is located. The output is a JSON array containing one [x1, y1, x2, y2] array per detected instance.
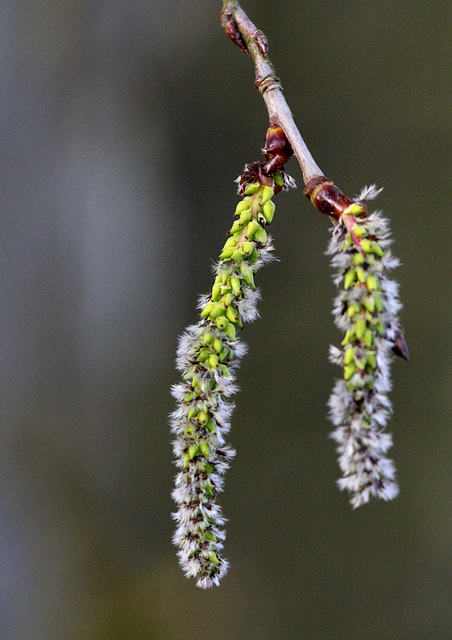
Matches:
[[170, 181, 279, 587], [327, 186, 402, 508]]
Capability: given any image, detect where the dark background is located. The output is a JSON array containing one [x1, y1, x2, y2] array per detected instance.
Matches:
[[0, 1, 450, 638]]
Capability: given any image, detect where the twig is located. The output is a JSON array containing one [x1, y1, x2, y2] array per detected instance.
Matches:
[[221, 1, 322, 184], [220, 1, 370, 236]]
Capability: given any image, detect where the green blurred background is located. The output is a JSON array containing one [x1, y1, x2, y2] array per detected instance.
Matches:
[[0, 1, 450, 638]]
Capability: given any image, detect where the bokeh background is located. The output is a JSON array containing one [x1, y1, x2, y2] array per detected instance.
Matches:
[[0, 1, 451, 638]]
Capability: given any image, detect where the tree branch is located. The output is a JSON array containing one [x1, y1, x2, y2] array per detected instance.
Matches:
[[221, 1, 322, 184]]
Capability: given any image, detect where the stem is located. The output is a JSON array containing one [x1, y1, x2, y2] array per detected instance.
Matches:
[[221, 0, 322, 184]]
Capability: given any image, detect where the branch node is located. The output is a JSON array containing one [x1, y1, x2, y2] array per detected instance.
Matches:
[[252, 29, 269, 57], [255, 74, 282, 95]]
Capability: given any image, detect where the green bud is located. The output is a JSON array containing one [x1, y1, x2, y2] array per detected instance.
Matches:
[[223, 292, 233, 307], [260, 186, 274, 204], [204, 530, 217, 542], [184, 425, 195, 437], [239, 263, 255, 287], [242, 241, 255, 256], [366, 275, 378, 291], [207, 354, 218, 369], [344, 270, 356, 289], [356, 358, 366, 371], [344, 203, 364, 216], [273, 172, 284, 187], [367, 353, 377, 369], [218, 363, 230, 376], [188, 444, 198, 459], [228, 277, 240, 297], [198, 411, 208, 425], [200, 302, 215, 318], [375, 321, 384, 335], [246, 220, 261, 239], [215, 316, 229, 331], [213, 338, 223, 353], [363, 329, 374, 348], [244, 183, 260, 194], [224, 236, 239, 249], [352, 224, 366, 237], [219, 345, 230, 361], [254, 226, 267, 244], [344, 347, 355, 365], [344, 363, 356, 380], [201, 332, 214, 345], [184, 392, 195, 403], [219, 246, 234, 260], [218, 344, 231, 362], [374, 294, 384, 312], [211, 284, 221, 301], [226, 305, 240, 324], [341, 330, 352, 346], [198, 440, 210, 456], [355, 318, 367, 339], [205, 418, 216, 433], [360, 239, 372, 253], [353, 252, 365, 266], [204, 480, 214, 497], [187, 406, 198, 420], [231, 249, 244, 262], [229, 220, 243, 235], [239, 210, 252, 224], [223, 322, 236, 340], [183, 366, 196, 380], [363, 296, 375, 313], [231, 249, 243, 262], [356, 267, 367, 283], [262, 200, 275, 224], [209, 304, 226, 319], [347, 303, 360, 317], [235, 200, 250, 215], [372, 241, 384, 257], [209, 552, 220, 565], [248, 247, 260, 262]]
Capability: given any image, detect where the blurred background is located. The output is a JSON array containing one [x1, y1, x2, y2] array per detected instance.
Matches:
[[0, 1, 450, 638]]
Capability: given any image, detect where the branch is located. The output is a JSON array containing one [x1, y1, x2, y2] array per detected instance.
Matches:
[[221, 1, 322, 184], [220, 1, 372, 238]]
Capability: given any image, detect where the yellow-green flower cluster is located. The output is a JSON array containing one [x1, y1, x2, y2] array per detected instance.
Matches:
[[171, 178, 282, 588], [327, 187, 403, 508]]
